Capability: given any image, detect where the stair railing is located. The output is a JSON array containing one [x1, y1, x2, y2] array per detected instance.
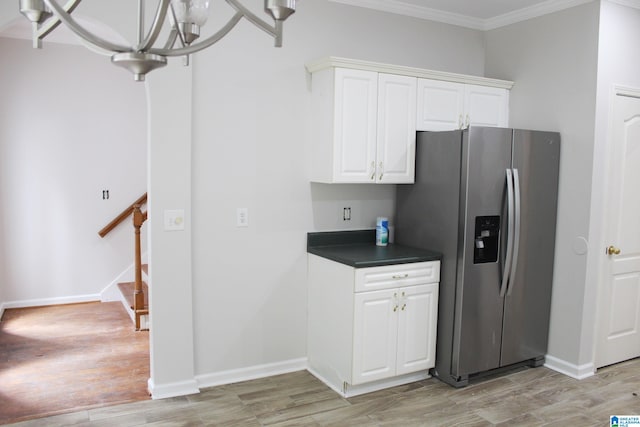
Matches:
[[99, 192, 148, 330]]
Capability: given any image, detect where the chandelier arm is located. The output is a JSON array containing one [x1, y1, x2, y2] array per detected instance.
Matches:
[[163, 28, 181, 50], [43, 0, 130, 53], [35, 0, 82, 41], [225, 0, 277, 38], [135, 0, 171, 52], [149, 12, 244, 57], [166, 5, 187, 49]]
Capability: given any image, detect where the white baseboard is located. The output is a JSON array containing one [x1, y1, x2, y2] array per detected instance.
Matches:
[[100, 254, 149, 303], [544, 354, 595, 379], [196, 358, 308, 390], [307, 367, 430, 398], [1, 294, 101, 311], [148, 378, 200, 400]]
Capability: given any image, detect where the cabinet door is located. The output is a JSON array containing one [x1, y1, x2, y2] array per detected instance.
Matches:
[[464, 84, 509, 128], [376, 74, 417, 184], [416, 79, 465, 131], [333, 68, 378, 183], [352, 289, 398, 385], [396, 284, 439, 376]]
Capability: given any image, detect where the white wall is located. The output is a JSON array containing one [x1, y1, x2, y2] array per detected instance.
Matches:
[[0, 0, 493, 395], [484, 3, 600, 374], [587, 1, 640, 365], [189, 1, 486, 380], [0, 37, 147, 308]]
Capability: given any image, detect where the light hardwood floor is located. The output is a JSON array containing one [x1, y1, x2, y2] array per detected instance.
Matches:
[[7, 357, 640, 426], [0, 302, 150, 425]]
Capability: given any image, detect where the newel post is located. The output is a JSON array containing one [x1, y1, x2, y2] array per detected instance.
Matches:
[[133, 203, 145, 330]]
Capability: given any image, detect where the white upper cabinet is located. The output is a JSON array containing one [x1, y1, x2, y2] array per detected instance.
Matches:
[[333, 68, 378, 183], [416, 79, 465, 131], [306, 57, 513, 183], [376, 73, 417, 184], [463, 84, 510, 129], [309, 67, 416, 184], [416, 79, 509, 131]]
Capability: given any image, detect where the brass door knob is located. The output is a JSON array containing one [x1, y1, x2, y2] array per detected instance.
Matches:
[[607, 245, 621, 255]]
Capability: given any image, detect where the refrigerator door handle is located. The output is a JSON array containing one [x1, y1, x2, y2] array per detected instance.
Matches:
[[507, 169, 521, 296], [500, 168, 515, 297]]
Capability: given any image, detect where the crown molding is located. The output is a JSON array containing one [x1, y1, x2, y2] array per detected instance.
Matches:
[[329, 0, 485, 30], [607, 0, 640, 9], [329, 0, 596, 31], [484, 0, 594, 30]]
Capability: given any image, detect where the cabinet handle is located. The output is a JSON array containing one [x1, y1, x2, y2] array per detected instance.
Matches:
[[370, 161, 375, 181], [459, 114, 463, 129], [465, 114, 470, 128], [401, 303, 406, 311], [392, 274, 409, 279], [393, 305, 398, 312], [378, 162, 384, 180]]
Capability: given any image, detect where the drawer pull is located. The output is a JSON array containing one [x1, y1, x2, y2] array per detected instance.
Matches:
[[392, 274, 409, 279]]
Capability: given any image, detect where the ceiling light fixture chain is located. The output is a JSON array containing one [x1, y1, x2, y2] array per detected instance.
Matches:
[[19, 0, 297, 81]]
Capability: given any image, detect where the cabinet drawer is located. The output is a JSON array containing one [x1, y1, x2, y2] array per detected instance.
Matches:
[[354, 261, 440, 292]]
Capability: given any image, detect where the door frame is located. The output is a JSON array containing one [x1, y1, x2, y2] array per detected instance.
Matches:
[[593, 84, 640, 368]]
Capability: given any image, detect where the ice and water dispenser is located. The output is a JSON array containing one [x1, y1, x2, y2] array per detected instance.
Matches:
[[474, 216, 500, 264]]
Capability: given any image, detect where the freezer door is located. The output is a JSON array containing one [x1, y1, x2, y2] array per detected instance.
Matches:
[[500, 130, 560, 366], [452, 127, 513, 378]]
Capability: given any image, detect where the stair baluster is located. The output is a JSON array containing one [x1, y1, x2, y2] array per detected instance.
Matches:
[[133, 204, 148, 330]]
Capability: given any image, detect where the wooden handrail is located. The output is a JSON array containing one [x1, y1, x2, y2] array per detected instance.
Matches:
[[98, 193, 148, 238]]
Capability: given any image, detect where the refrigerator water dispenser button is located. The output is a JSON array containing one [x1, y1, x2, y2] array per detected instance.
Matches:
[[474, 215, 500, 264]]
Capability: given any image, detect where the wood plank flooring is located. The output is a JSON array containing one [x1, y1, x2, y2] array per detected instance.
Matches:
[[2, 301, 640, 425], [0, 302, 150, 425], [5, 356, 640, 426]]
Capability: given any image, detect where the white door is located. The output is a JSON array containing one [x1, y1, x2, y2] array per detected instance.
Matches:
[[333, 68, 378, 183], [376, 73, 417, 184], [596, 91, 640, 368], [352, 289, 398, 384], [416, 79, 465, 131], [396, 284, 438, 376], [464, 84, 509, 128]]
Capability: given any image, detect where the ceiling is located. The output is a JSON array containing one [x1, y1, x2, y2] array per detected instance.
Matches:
[[330, 0, 640, 30], [4, 0, 640, 43]]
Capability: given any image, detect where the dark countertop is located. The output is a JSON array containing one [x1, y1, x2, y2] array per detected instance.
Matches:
[[307, 230, 441, 268]]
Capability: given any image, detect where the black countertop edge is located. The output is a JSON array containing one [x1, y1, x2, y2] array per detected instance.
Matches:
[[307, 229, 376, 250], [307, 230, 441, 268]]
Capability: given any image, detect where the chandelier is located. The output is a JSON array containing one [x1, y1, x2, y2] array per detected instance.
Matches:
[[18, 0, 297, 81]]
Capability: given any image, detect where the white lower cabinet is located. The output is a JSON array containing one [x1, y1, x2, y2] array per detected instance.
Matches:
[[307, 255, 440, 397], [353, 284, 438, 385]]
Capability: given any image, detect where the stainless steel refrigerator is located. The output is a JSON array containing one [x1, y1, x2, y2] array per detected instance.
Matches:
[[395, 127, 560, 387]]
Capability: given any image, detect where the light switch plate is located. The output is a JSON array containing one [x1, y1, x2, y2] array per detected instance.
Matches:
[[164, 209, 185, 231]]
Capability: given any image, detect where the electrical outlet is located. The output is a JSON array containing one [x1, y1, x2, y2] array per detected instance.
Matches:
[[343, 207, 351, 221], [237, 208, 249, 227]]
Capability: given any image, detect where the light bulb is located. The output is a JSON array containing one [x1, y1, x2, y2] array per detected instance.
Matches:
[[171, 0, 210, 26]]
